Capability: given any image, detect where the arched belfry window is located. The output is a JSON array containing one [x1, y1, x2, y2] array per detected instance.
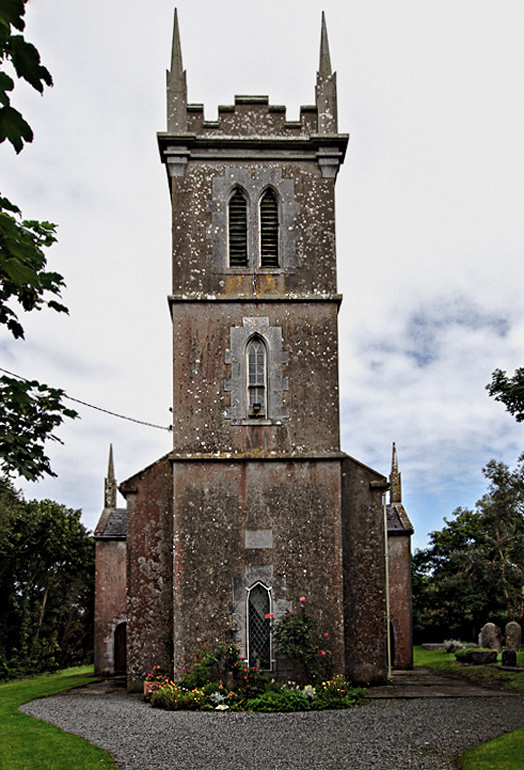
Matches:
[[248, 583, 271, 669], [228, 187, 248, 267], [260, 188, 279, 267], [247, 337, 267, 418]]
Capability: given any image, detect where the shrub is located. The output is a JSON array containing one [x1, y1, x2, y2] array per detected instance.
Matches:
[[244, 688, 310, 712], [176, 643, 268, 697], [271, 597, 333, 684]]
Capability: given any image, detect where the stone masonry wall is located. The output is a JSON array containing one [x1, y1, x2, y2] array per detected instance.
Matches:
[[171, 457, 346, 675], [94, 539, 126, 675], [171, 301, 340, 456], [388, 534, 413, 669], [123, 457, 174, 691], [341, 457, 388, 683]]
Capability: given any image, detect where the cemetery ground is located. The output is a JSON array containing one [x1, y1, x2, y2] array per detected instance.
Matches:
[[2, 652, 524, 770], [413, 645, 524, 692]]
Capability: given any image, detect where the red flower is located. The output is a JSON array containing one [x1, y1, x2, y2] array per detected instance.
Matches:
[[318, 650, 326, 657], [299, 596, 306, 602], [324, 632, 329, 638], [265, 612, 274, 619]]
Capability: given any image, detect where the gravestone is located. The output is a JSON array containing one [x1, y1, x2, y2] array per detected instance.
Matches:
[[502, 649, 517, 667], [479, 622, 502, 653], [505, 621, 521, 652], [471, 650, 497, 665]]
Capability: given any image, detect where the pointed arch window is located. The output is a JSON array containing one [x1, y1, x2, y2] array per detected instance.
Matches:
[[247, 337, 267, 418], [260, 188, 279, 267], [228, 187, 248, 267], [247, 583, 271, 669]]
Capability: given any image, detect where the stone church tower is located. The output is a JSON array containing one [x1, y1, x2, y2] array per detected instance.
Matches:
[[94, 11, 413, 689]]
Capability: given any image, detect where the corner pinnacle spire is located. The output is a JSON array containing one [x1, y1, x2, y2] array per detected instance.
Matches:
[[104, 444, 117, 509], [319, 11, 332, 78], [315, 11, 337, 134], [166, 8, 187, 132], [389, 442, 402, 504]]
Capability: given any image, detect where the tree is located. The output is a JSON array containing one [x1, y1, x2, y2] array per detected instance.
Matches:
[[0, 0, 53, 152], [0, 0, 77, 480], [0, 477, 94, 675], [486, 367, 524, 423], [412, 457, 524, 642]]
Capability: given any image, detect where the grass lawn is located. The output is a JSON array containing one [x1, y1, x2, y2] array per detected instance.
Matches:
[[0, 666, 118, 770], [414, 646, 524, 769], [459, 727, 524, 770]]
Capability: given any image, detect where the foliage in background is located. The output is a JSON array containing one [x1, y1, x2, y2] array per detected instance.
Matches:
[[0, 477, 94, 678], [0, 0, 52, 151], [271, 597, 333, 684], [487, 367, 524, 423], [0, 0, 77, 481], [412, 457, 524, 643], [0, 666, 116, 770]]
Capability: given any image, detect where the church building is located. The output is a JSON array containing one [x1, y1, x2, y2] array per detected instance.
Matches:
[[94, 11, 413, 689]]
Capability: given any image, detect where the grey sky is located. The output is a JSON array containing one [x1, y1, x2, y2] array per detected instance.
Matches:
[[2, 0, 523, 549]]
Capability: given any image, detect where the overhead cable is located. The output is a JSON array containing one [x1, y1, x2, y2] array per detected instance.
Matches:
[[0, 366, 173, 432]]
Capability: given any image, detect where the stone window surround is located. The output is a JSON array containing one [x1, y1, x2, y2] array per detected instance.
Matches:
[[208, 167, 300, 274], [230, 566, 291, 665], [224, 317, 289, 425]]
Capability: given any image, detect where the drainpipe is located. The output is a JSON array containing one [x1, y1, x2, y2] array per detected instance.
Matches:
[[383, 490, 392, 681]]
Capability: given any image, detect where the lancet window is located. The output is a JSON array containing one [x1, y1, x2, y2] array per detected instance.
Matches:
[[259, 188, 279, 267], [228, 187, 248, 267], [247, 338, 267, 418], [247, 583, 271, 669]]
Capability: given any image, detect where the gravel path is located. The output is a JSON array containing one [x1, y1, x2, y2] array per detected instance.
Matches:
[[22, 691, 524, 770]]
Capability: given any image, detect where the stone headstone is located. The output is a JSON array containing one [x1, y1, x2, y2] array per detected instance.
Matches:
[[505, 621, 521, 652], [502, 649, 517, 667], [471, 650, 497, 665], [479, 622, 502, 653]]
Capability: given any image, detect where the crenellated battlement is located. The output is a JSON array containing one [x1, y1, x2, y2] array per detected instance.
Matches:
[[165, 10, 338, 139], [183, 96, 319, 138]]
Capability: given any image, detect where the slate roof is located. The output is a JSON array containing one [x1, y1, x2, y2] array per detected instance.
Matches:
[[386, 503, 414, 535], [94, 507, 127, 539]]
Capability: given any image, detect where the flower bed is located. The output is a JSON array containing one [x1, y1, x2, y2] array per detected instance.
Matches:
[[150, 674, 366, 712]]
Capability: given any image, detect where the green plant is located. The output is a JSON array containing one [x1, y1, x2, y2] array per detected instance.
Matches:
[[177, 642, 267, 695], [150, 682, 210, 711], [314, 675, 366, 709], [244, 688, 310, 712], [271, 596, 333, 684]]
